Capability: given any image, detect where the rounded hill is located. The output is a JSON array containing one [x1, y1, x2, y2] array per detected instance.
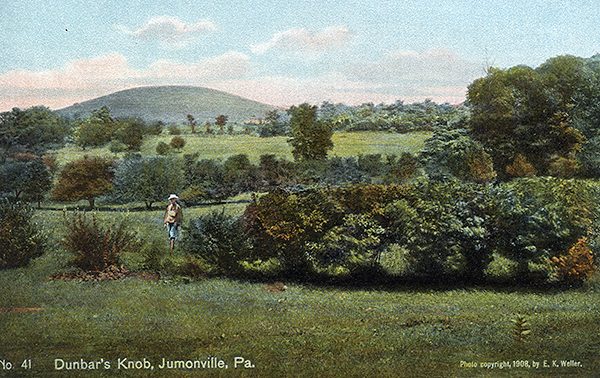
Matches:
[[56, 86, 278, 124]]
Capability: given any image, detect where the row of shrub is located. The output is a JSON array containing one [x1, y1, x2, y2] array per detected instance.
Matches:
[[183, 178, 599, 285]]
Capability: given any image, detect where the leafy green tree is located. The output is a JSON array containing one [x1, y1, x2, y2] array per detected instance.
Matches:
[[187, 115, 196, 133], [467, 60, 586, 180], [114, 117, 146, 150], [181, 155, 230, 202], [73, 107, 118, 149], [0, 106, 69, 160], [147, 120, 165, 135], [260, 110, 289, 137], [50, 156, 114, 210], [111, 155, 184, 210], [215, 115, 228, 134], [420, 111, 496, 183], [170, 136, 186, 150], [287, 103, 333, 161], [156, 141, 171, 155], [0, 157, 52, 206]]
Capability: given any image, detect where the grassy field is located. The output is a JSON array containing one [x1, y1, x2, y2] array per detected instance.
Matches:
[[54, 131, 432, 167], [1, 254, 599, 377]]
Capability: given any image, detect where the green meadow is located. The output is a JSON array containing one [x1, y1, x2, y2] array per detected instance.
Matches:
[[2, 131, 600, 377], [1, 250, 599, 377], [54, 131, 432, 167]]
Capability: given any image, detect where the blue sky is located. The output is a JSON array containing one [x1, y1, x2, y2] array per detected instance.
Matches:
[[1, 0, 598, 112]]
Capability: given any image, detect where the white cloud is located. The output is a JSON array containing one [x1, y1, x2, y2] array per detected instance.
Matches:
[[251, 26, 353, 54], [0, 53, 141, 89], [120, 16, 216, 47], [349, 48, 482, 86], [0, 52, 251, 110], [150, 51, 250, 79], [0, 47, 478, 112]]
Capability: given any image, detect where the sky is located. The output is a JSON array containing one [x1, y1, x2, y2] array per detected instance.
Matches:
[[0, 0, 598, 112]]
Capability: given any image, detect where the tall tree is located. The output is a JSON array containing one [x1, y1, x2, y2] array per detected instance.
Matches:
[[111, 155, 184, 210], [287, 103, 333, 161], [73, 107, 118, 149], [51, 156, 114, 210], [467, 62, 585, 180], [187, 114, 196, 133], [0, 156, 52, 206], [215, 115, 228, 134], [114, 117, 146, 151]]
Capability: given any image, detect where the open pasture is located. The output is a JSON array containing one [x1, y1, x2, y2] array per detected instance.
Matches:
[[54, 131, 432, 167]]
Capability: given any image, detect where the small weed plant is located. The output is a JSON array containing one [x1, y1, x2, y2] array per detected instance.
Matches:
[[512, 314, 531, 343]]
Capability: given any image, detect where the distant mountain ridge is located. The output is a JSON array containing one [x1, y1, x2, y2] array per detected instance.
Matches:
[[56, 86, 278, 124]]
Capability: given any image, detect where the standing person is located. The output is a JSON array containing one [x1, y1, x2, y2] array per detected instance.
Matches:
[[163, 194, 183, 250]]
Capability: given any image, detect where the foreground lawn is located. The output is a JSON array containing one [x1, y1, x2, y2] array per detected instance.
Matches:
[[1, 253, 599, 377]]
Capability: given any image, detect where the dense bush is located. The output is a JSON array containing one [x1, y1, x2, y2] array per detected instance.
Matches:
[[308, 214, 385, 276], [170, 136, 186, 149], [238, 178, 599, 284], [551, 238, 597, 284], [0, 199, 44, 269], [61, 211, 137, 271], [384, 180, 495, 281], [181, 210, 250, 276], [156, 141, 171, 155], [243, 187, 346, 277], [490, 177, 597, 280]]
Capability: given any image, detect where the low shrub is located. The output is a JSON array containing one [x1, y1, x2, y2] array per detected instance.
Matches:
[[182, 210, 250, 276], [170, 136, 186, 150], [61, 211, 138, 271], [156, 141, 171, 155], [0, 199, 45, 269], [551, 238, 597, 284]]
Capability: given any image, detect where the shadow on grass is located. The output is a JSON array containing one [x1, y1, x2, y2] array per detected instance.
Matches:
[[212, 265, 590, 295]]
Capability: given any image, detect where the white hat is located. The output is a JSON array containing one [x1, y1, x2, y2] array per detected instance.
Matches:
[[168, 194, 179, 200]]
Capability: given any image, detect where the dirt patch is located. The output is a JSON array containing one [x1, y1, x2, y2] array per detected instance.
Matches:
[[49, 265, 130, 281], [49, 266, 163, 282], [130, 272, 160, 281]]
